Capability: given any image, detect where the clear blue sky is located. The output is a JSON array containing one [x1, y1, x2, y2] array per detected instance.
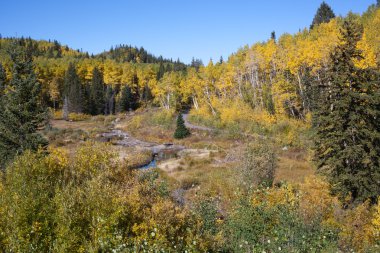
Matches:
[[1, 0, 376, 64]]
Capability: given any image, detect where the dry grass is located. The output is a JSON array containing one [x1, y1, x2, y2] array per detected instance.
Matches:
[[275, 148, 315, 183], [47, 109, 315, 204]]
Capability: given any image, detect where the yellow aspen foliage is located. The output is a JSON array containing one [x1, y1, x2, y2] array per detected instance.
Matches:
[[103, 59, 122, 85], [355, 32, 377, 68], [372, 198, 380, 241], [265, 184, 298, 208], [363, 9, 380, 62], [308, 19, 340, 71], [73, 142, 116, 177], [120, 63, 135, 84], [340, 201, 375, 252], [137, 65, 156, 91], [75, 59, 89, 81], [216, 99, 254, 126], [180, 68, 202, 105], [298, 176, 340, 228], [152, 72, 181, 109], [45, 147, 69, 172]]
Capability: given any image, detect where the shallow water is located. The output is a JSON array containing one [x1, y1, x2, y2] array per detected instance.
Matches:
[[139, 158, 157, 169]]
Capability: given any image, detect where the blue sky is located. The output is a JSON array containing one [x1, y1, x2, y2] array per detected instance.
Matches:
[[1, 0, 376, 64]]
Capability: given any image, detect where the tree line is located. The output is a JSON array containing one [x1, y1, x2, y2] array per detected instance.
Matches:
[[0, 1, 379, 204]]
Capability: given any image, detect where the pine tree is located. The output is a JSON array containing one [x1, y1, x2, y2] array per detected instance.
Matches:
[[310, 1, 336, 29], [0, 63, 6, 96], [0, 44, 48, 168], [174, 114, 190, 139], [313, 16, 380, 204], [64, 63, 83, 113], [271, 31, 276, 42], [157, 62, 165, 80], [89, 67, 105, 115], [119, 85, 133, 112]]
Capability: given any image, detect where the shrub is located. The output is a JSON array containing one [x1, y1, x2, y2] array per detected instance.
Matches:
[[339, 201, 377, 252], [0, 143, 208, 252], [241, 140, 277, 189], [126, 115, 143, 132], [148, 109, 175, 129], [224, 187, 339, 252], [52, 109, 63, 120], [373, 198, 380, 242], [68, 113, 91, 121]]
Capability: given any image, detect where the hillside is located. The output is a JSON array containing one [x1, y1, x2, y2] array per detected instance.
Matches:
[[0, 2, 380, 252]]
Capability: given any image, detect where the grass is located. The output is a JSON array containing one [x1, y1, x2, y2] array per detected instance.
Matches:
[[46, 108, 316, 207], [276, 148, 315, 184]]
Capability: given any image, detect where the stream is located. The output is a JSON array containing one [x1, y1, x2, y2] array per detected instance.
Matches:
[[100, 129, 185, 169]]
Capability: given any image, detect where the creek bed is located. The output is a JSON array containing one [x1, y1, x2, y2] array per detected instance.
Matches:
[[100, 129, 185, 169]]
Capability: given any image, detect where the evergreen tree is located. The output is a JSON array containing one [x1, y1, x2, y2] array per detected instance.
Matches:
[[89, 67, 105, 115], [0, 44, 48, 168], [310, 1, 336, 29], [64, 63, 83, 113], [313, 16, 380, 204], [271, 31, 276, 42], [0, 63, 6, 96], [174, 114, 190, 139], [119, 85, 133, 112], [141, 84, 153, 103], [157, 62, 165, 80]]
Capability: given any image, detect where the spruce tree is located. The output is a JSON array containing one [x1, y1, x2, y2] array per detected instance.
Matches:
[[64, 63, 83, 113], [89, 67, 105, 115], [119, 85, 133, 112], [313, 16, 380, 204], [0, 63, 6, 96], [157, 62, 165, 80], [310, 1, 336, 29], [271, 31, 276, 42], [174, 114, 190, 139], [0, 44, 48, 168]]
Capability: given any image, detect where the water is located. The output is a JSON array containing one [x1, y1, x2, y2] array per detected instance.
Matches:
[[138, 150, 179, 170], [140, 158, 157, 170]]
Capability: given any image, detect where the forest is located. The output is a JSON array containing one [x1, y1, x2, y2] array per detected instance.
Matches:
[[0, 1, 380, 252]]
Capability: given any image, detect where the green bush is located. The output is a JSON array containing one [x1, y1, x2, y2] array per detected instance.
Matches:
[[148, 109, 175, 129], [0, 143, 207, 252], [241, 140, 278, 189], [223, 194, 339, 252]]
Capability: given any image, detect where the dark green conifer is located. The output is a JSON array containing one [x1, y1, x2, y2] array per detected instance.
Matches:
[[0, 63, 6, 96], [64, 63, 83, 113], [0, 44, 48, 168], [157, 62, 165, 80], [119, 85, 133, 112], [313, 16, 380, 204], [89, 67, 105, 115], [174, 114, 190, 139], [271, 31, 276, 42], [310, 2, 336, 29]]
